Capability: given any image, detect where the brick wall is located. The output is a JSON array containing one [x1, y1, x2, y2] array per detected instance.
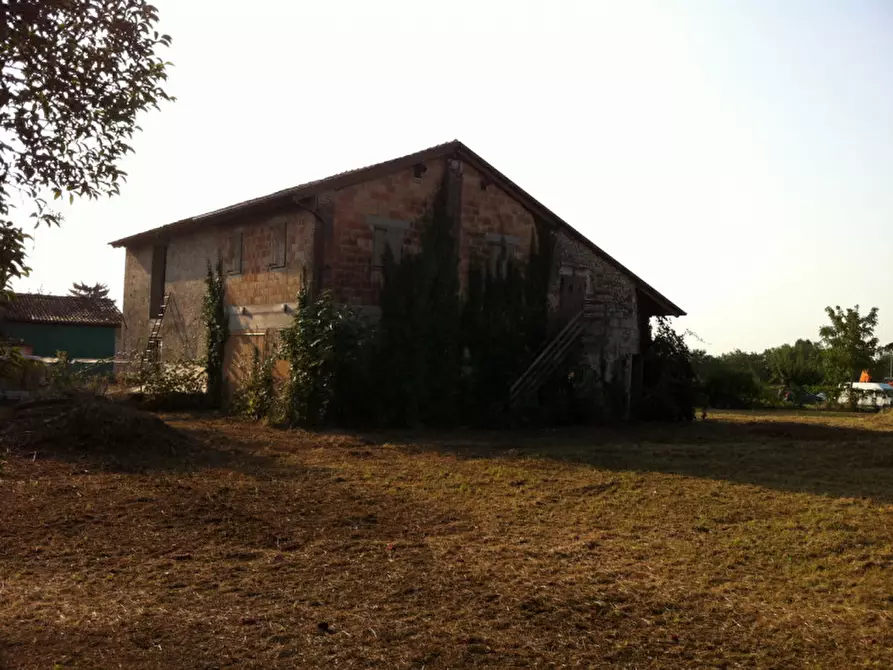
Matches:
[[223, 210, 314, 307], [329, 160, 445, 306], [328, 159, 547, 305], [119, 207, 316, 366], [119, 156, 647, 395], [459, 164, 536, 285], [157, 229, 220, 360]]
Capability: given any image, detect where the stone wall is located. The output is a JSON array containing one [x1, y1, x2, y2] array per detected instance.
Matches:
[[552, 231, 640, 383]]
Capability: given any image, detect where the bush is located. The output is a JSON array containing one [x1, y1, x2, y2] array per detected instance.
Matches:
[[229, 344, 279, 422], [636, 318, 696, 421], [702, 367, 764, 409], [280, 289, 372, 427], [124, 358, 205, 397]]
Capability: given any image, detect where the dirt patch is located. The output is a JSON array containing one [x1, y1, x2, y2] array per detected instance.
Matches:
[[1, 395, 192, 467]]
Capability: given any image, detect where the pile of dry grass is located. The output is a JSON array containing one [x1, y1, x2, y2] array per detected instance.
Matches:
[[1, 393, 190, 455], [871, 407, 893, 427]]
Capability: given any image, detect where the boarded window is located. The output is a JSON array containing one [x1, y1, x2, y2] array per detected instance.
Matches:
[[149, 244, 167, 318], [225, 231, 243, 275], [372, 227, 404, 271], [487, 240, 520, 279], [270, 222, 286, 269]]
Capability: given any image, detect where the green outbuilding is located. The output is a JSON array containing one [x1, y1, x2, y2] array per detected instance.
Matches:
[[1, 293, 121, 361]]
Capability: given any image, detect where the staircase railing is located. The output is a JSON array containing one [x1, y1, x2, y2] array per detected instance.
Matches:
[[508, 309, 585, 409]]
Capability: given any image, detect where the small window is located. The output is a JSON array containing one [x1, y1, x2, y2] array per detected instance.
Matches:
[[225, 231, 243, 275], [270, 222, 286, 269], [373, 227, 404, 272]]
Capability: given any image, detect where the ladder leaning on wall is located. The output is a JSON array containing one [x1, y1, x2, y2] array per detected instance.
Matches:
[[139, 292, 171, 370]]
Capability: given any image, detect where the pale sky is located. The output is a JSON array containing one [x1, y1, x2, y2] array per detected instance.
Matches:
[[11, 0, 893, 353]]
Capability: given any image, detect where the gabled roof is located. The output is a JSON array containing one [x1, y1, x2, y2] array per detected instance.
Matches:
[[1, 293, 122, 327], [109, 140, 684, 316]]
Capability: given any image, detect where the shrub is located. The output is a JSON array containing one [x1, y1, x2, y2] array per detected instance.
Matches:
[[125, 358, 205, 397], [636, 318, 696, 421], [230, 344, 279, 422], [280, 289, 371, 427]]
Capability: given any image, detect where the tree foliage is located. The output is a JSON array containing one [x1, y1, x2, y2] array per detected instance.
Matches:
[[819, 305, 879, 384], [0, 223, 29, 301], [636, 318, 696, 421], [69, 281, 109, 299], [765, 339, 823, 388], [0, 0, 172, 293]]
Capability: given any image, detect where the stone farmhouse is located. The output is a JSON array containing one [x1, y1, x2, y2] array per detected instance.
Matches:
[[110, 141, 683, 404]]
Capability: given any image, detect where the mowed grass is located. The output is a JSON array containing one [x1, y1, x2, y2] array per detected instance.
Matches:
[[2, 411, 893, 668]]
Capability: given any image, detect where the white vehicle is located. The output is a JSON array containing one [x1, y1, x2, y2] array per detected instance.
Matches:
[[838, 382, 893, 409]]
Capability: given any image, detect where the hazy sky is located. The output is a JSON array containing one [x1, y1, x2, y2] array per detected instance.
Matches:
[[11, 0, 893, 353]]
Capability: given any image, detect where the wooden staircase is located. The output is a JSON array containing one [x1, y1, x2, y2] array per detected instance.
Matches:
[[508, 309, 585, 409], [140, 293, 171, 368]]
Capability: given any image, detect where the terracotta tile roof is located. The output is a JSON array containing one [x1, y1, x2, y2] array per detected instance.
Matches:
[[1, 293, 122, 327]]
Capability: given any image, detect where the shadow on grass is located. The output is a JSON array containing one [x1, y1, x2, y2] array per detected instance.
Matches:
[[3, 409, 279, 475], [378, 417, 893, 503]]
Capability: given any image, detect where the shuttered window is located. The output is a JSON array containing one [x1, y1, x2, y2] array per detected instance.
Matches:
[[373, 226, 404, 271], [224, 231, 243, 275], [270, 222, 286, 269]]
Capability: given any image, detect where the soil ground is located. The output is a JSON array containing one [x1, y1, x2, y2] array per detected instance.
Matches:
[[1, 409, 892, 668]]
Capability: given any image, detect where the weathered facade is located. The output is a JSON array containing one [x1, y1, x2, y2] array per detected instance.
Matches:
[[111, 141, 683, 397]]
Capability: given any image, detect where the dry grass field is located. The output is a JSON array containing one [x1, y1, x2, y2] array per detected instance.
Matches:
[[2, 407, 892, 668]]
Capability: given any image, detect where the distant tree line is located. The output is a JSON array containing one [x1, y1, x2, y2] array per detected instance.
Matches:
[[692, 305, 891, 408]]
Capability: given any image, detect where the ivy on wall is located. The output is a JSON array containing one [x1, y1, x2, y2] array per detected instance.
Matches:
[[460, 219, 556, 422], [376, 170, 461, 426], [202, 260, 228, 407], [230, 162, 687, 427]]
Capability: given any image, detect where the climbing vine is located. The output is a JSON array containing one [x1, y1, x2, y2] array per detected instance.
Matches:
[[460, 218, 556, 421], [202, 260, 228, 407], [376, 171, 461, 425], [274, 168, 564, 427]]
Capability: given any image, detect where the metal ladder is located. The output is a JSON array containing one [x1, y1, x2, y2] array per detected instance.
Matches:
[[140, 292, 171, 368]]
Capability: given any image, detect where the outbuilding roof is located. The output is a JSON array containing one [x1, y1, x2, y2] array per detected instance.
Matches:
[[1, 293, 122, 327]]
